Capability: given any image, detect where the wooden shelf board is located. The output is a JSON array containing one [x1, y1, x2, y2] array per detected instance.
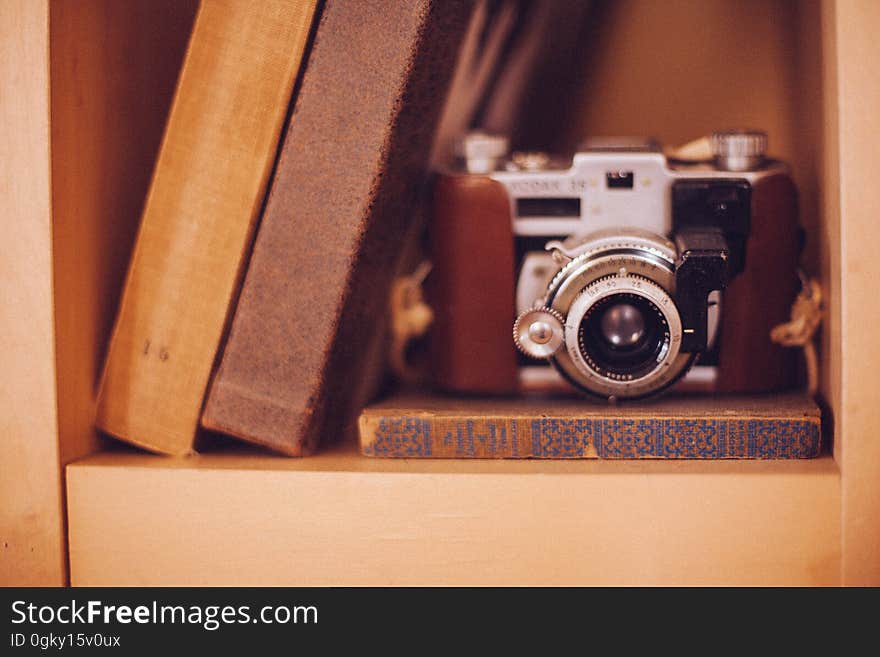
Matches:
[[71, 438, 837, 475], [67, 444, 841, 586]]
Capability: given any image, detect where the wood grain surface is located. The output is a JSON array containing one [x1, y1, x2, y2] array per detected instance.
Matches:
[[66, 447, 840, 585], [0, 0, 63, 586]]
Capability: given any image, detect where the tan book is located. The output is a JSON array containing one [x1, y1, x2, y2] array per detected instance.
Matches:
[[96, 0, 319, 455]]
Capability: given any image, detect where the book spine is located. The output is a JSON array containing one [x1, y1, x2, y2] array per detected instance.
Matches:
[[360, 414, 821, 459], [95, 0, 318, 455]]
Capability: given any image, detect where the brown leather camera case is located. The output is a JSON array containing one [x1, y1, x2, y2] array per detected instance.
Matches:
[[430, 173, 519, 393], [714, 173, 800, 392]]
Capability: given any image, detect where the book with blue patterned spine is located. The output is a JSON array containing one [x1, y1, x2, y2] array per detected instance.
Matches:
[[359, 393, 821, 459]]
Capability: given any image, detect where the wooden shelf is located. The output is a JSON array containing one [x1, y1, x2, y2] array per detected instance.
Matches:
[[5, 0, 879, 586], [67, 444, 840, 586]]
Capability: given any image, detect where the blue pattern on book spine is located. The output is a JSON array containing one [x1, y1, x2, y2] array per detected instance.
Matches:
[[364, 415, 820, 459]]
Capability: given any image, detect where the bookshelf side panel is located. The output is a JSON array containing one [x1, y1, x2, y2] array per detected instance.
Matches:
[[833, 0, 880, 586], [0, 0, 64, 586]]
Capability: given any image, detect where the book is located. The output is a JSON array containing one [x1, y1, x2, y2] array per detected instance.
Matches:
[[201, 0, 473, 455], [359, 392, 822, 459], [95, 0, 319, 455]]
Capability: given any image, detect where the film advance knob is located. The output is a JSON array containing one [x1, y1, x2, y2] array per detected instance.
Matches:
[[513, 307, 565, 359], [711, 130, 768, 171]]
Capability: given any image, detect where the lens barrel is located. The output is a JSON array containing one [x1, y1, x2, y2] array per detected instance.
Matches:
[[538, 228, 696, 399]]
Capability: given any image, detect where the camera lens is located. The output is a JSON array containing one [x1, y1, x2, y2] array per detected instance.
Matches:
[[536, 228, 696, 399], [578, 292, 670, 379], [599, 302, 645, 347]]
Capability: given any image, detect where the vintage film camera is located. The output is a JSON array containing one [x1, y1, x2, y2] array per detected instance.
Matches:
[[429, 130, 802, 400]]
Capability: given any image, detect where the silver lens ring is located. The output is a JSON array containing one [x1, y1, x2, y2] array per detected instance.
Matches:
[[558, 274, 691, 398], [543, 229, 694, 399]]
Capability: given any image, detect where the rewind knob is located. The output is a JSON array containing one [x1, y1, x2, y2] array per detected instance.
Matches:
[[711, 129, 767, 171]]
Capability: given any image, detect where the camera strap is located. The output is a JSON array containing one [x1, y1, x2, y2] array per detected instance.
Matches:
[[770, 272, 823, 395]]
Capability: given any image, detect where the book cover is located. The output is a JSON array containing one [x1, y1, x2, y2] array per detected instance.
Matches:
[[201, 0, 473, 455], [95, 0, 319, 455], [360, 393, 822, 459]]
